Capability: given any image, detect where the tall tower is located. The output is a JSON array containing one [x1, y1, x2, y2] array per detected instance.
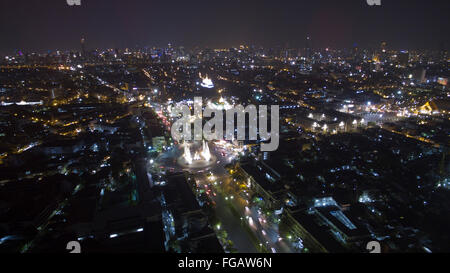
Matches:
[[81, 37, 86, 57], [439, 41, 447, 62], [380, 41, 388, 63], [380, 41, 387, 53], [305, 36, 311, 61]]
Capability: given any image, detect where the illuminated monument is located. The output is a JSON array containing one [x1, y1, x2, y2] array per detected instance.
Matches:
[[201, 140, 211, 162], [178, 140, 215, 168], [183, 144, 193, 165], [200, 73, 214, 89]]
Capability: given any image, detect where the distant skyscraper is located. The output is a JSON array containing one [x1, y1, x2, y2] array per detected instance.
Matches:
[[81, 37, 86, 56], [412, 68, 427, 83], [397, 51, 409, 67], [305, 36, 311, 60], [379, 41, 388, 62], [439, 41, 448, 62], [380, 41, 387, 53], [352, 43, 361, 62]]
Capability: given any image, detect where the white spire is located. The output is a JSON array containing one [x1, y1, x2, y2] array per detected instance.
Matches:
[[184, 144, 192, 165], [202, 140, 211, 162]]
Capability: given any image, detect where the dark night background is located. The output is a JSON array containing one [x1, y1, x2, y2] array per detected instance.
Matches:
[[0, 0, 448, 54]]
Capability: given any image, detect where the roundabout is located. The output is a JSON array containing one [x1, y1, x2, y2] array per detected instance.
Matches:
[[177, 140, 217, 169]]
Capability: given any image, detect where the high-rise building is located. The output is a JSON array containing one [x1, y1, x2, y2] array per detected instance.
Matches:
[[379, 41, 388, 62], [440, 41, 448, 62], [81, 37, 86, 57], [380, 41, 387, 53], [397, 51, 409, 67], [352, 43, 362, 62], [412, 68, 427, 83], [305, 36, 311, 61]]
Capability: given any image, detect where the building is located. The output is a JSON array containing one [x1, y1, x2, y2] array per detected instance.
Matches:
[[152, 136, 167, 153], [397, 51, 409, 67]]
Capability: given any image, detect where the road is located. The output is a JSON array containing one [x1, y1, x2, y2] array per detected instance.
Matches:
[[148, 105, 296, 253], [205, 181, 257, 253]]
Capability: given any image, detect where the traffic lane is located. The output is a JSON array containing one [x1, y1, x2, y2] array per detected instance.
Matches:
[[247, 206, 295, 253], [208, 184, 258, 253], [194, 173, 258, 253]]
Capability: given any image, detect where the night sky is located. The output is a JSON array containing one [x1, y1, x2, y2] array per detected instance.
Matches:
[[0, 0, 448, 54]]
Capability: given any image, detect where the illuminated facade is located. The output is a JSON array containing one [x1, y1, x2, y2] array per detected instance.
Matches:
[[200, 74, 214, 89]]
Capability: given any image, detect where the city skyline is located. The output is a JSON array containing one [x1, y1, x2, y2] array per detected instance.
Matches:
[[0, 0, 449, 258], [0, 0, 449, 55]]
